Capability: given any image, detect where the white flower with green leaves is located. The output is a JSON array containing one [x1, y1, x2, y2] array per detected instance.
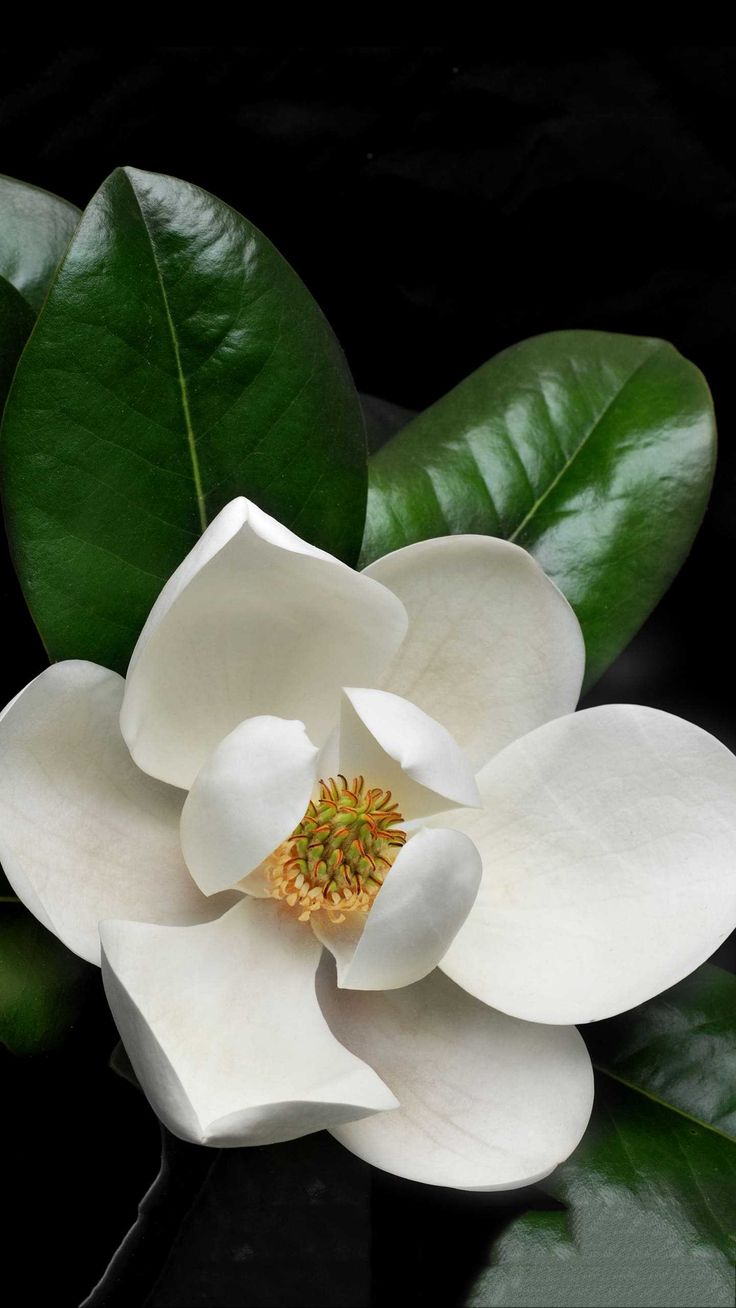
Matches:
[[1, 496, 735, 1191]]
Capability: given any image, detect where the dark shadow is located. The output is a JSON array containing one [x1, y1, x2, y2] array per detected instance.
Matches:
[[369, 1169, 565, 1307]]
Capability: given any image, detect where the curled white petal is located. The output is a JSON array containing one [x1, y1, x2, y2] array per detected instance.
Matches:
[[0, 662, 221, 965], [438, 704, 736, 1024], [312, 827, 481, 990], [101, 897, 398, 1147], [318, 962, 594, 1190], [364, 535, 585, 771], [180, 716, 319, 894], [339, 687, 480, 821], [121, 497, 408, 789]]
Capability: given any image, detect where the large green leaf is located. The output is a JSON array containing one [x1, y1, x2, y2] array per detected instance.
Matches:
[[0, 166, 366, 673], [0, 901, 91, 1055], [0, 275, 34, 411], [0, 174, 80, 313], [359, 332, 715, 689], [586, 963, 736, 1140], [466, 966, 736, 1307]]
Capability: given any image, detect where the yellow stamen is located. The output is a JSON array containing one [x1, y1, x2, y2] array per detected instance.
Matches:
[[259, 775, 406, 923]]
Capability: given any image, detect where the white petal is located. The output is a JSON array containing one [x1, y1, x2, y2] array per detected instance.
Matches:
[[0, 662, 222, 965], [438, 704, 736, 1024], [318, 963, 593, 1190], [339, 688, 480, 821], [312, 828, 481, 990], [101, 897, 398, 1147], [121, 498, 408, 789], [364, 536, 585, 772], [180, 716, 319, 895]]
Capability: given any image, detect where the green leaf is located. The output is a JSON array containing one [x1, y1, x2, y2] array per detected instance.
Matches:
[[0, 274, 34, 410], [359, 332, 715, 689], [587, 963, 736, 1141], [0, 174, 80, 313], [0, 166, 366, 673], [465, 967, 736, 1307], [0, 901, 91, 1055]]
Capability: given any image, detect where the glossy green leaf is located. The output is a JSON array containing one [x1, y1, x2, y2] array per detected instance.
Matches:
[[360, 332, 715, 689], [465, 967, 736, 1306], [0, 166, 366, 673], [0, 901, 91, 1055], [587, 964, 736, 1141], [0, 275, 34, 411], [0, 174, 80, 313]]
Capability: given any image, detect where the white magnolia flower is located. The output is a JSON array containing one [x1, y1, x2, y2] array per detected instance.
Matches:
[[2, 497, 735, 1191]]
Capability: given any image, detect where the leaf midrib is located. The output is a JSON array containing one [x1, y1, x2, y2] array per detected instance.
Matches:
[[123, 171, 207, 534], [594, 1062, 735, 1145], [507, 343, 663, 543]]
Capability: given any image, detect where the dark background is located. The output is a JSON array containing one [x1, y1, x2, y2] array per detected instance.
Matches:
[[2, 47, 735, 1307]]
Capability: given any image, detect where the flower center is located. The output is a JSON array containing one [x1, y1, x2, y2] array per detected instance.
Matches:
[[264, 775, 407, 924]]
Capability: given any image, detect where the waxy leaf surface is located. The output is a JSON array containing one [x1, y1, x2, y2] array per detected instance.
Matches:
[[0, 174, 80, 312], [1, 166, 366, 671], [360, 332, 715, 688]]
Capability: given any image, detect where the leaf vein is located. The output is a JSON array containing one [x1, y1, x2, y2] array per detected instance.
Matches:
[[508, 344, 663, 543]]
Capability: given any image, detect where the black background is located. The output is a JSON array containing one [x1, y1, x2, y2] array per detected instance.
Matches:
[[2, 47, 735, 1307]]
